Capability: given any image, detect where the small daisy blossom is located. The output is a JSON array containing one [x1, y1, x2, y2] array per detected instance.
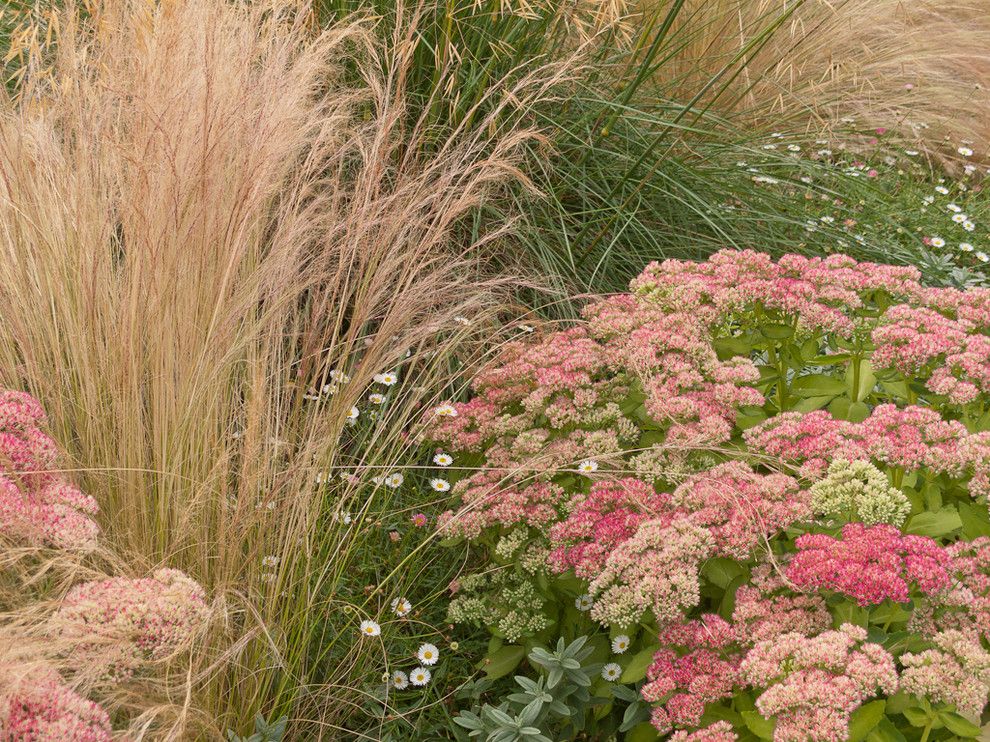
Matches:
[[262, 555, 279, 568], [977, 252, 989, 263], [368, 393, 385, 404], [577, 459, 599, 474], [433, 452, 453, 466], [959, 146, 974, 157], [391, 671, 409, 689], [602, 663, 622, 681], [391, 597, 412, 616], [430, 478, 451, 492], [964, 221, 976, 232], [347, 406, 359, 420], [385, 472, 404, 488], [410, 667, 431, 686], [575, 594, 593, 611], [930, 236, 946, 248], [948, 203, 962, 212], [417, 643, 440, 665], [373, 372, 398, 386], [960, 243, 974, 252], [359, 620, 381, 637], [936, 185, 950, 195], [952, 213, 968, 223], [611, 635, 631, 654], [433, 403, 458, 417], [411, 513, 428, 527]]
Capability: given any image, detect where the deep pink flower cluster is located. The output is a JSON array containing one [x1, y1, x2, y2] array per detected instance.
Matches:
[[740, 624, 898, 742], [786, 523, 951, 606], [55, 568, 209, 680], [547, 478, 674, 578], [0, 390, 99, 551], [0, 666, 111, 742], [642, 615, 741, 734]]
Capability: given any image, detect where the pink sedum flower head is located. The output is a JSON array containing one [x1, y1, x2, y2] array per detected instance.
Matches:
[[740, 625, 897, 742], [0, 665, 112, 741], [0, 390, 100, 551], [54, 568, 209, 680], [786, 523, 951, 606]]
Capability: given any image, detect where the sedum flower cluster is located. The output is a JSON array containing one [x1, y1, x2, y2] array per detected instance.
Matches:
[[0, 666, 112, 742], [0, 391, 100, 551], [428, 251, 990, 739], [54, 568, 210, 680], [0, 389, 209, 739], [808, 459, 911, 526]]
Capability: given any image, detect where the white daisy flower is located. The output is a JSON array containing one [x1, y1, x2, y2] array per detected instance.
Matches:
[[359, 620, 381, 637], [385, 472, 404, 488], [978, 252, 989, 263], [953, 213, 968, 223], [410, 667, 431, 686], [816, 149, 832, 156], [347, 406, 359, 420], [321, 382, 340, 396], [453, 316, 471, 326], [930, 237, 946, 248], [611, 635, 631, 654], [577, 460, 599, 474], [787, 144, 801, 152], [417, 643, 440, 666], [433, 452, 453, 467], [335, 511, 352, 525], [820, 215, 835, 223], [369, 393, 385, 404], [602, 663, 622, 682], [947, 203, 962, 213], [391, 671, 409, 689], [936, 186, 950, 195], [430, 478, 451, 492], [391, 597, 412, 616], [315, 472, 329, 484], [433, 403, 458, 417], [329, 369, 351, 384], [965, 164, 977, 175], [761, 143, 777, 150], [958, 146, 974, 157], [799, 176, 813, 184], [262, 555, 279, 568], [905, 149, 919, 156], [964, 221, 976, 232], [923, 195, 935, 205], [575, 594, 593, 611], [374, 372, 399, 386], [960, 243, 974, 252]]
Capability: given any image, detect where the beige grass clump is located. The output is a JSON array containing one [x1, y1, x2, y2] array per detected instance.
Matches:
[[651, 0, 990, 160], [0, 0, 563, 736]]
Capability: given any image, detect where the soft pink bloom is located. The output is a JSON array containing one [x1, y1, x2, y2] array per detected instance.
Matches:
[[0, 666, 112, 741]]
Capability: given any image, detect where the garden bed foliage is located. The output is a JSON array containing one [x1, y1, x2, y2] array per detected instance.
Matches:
[[410, 250, 990, 741]]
